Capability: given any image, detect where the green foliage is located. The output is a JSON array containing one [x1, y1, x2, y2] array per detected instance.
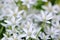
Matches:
[[0, 20, 6, 39], [28, 37, 37, 40], [55, 0, 60, 4], [48, 0, 56, 5], [33, 0, 45, 10], [33, 0, 57, 10], [15, 0, 28, 10]]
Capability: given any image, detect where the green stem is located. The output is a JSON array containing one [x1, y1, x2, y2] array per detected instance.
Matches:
[[0, 27, 3, 34], [36, 19, 46, 37]]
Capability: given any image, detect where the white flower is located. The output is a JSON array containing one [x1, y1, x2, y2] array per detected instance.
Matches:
[[1, 33, 22, 40], [1, 37, 8, 40], [1, 0, 17, 9], [4, 7, 24, 18], [21, 0, 37, 8], [0, 1, 4, 8], [42, 2, 59, 13], [4, 16, 21, 27], [52, 15, 60, 29], [45, 27, 60, 38], [42, 0, 47, 2], [22, 21, 37, 39], [39, 32, 50, 40], [1, 7, 25, 28], [1, 34, 8, 40], [34, 10, 53, 23], [0, 10, 5, 20], [1, 0, 60, 40]]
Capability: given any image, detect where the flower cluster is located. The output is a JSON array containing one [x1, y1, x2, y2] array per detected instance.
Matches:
[[0, 0, 60, 40]]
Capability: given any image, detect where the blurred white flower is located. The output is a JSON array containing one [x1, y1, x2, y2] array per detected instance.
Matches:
[[52, 15, 60, 30], [21, 0, 37, 8], [34, 10, 53, 23], [45, 27, 60, 38], [1, 0, 17, 9], [0, 10, 5, 20], [39, 32, 50, 40], [3, 7, 24, 18], [42, 2, 59, 13], [1, 34, 9, 40], [4, 16, 21, 28], [1, 33, 22, 40], [1, 7, 25, 28], [1, 0, 60, 40], [42, 0, 47, 2], [22, 21, 37, 39]]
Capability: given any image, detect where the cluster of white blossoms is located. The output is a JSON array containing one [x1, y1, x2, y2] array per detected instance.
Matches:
[[0, 0, 60, 40]]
